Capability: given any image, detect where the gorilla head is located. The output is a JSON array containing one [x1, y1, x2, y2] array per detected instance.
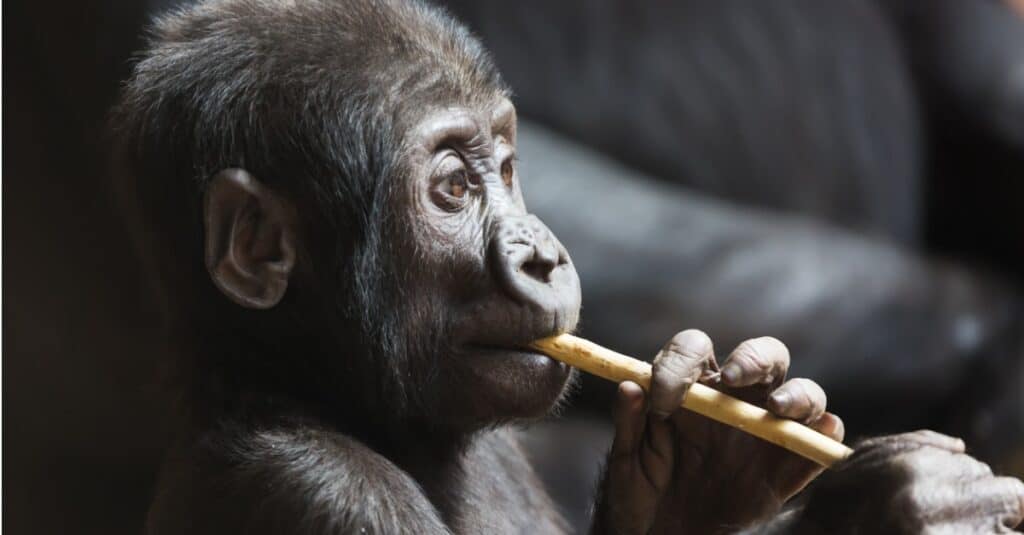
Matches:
[[112, 0, 581, 441]]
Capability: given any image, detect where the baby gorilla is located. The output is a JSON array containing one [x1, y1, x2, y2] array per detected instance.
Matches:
[[111, 0, 1024, 533]]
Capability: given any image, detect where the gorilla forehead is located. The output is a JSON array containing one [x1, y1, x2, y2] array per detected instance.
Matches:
[[120, 0, 508, 198], [145, 0, 507, 113]]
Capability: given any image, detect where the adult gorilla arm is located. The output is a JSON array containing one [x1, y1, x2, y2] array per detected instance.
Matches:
[[881, 0, 1024, 151], [744, 432, 1024, 534], [518, 121, 1021, 441]]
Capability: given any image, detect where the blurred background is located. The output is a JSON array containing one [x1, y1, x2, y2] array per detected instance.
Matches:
[[5, 0, 1024, 532]]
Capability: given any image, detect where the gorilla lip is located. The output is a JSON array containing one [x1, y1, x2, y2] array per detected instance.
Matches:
[[468, 343, 567, 369]]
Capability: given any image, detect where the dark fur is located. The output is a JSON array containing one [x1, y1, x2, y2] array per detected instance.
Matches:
[[112, 0, 567, 532], [112, 0, 506, 426]]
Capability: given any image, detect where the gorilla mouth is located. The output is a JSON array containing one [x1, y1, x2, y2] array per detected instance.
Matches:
[[467, 343, 568, 371], [470, 343, 554, 358], [460, 341, 573, 417]]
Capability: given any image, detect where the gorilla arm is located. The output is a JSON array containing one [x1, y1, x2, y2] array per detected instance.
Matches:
[[744, 432, 1024, 534], [146, 425, 451, 535]]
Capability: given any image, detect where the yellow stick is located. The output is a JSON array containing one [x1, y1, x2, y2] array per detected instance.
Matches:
[[530, 334, 854, 467]]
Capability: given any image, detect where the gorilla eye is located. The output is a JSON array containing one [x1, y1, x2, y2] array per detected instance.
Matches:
[[446, 169, 469, 198], [500, 159, 514, 187], [432, 155, 473, 210]]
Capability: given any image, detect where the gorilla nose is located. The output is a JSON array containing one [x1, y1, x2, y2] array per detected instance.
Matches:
[[491, 215, 577, 308], [521, 230, 560, 282]]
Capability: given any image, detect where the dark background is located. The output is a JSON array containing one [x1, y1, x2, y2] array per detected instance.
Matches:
[[5, 2, 171, 533]]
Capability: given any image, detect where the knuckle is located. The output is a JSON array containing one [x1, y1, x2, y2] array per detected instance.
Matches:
[[901, 447, 954, 477], [756, 336, 790, 362], [893, 454, 919, 475], [971, 459, 994, 477], [788, 377, 815, 394], [651, 362, 693, 391], [914, 429, 956, 444], [1011, 477, 1024, 499], [973, 476, 1024, 527], [667, 329, 713, 360], [999, 477, 1024, 510], [654, 349, 699, 376], [779, 379, 808, 404], [791, 378, 826, 410], [732, 339, 773, 373]]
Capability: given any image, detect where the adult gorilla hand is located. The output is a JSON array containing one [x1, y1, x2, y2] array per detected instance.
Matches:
[[592, 330, 844, 535], [783, 431, 1024, 534]]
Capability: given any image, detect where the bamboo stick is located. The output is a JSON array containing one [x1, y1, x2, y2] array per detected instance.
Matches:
[[529, 333, 854, 467]]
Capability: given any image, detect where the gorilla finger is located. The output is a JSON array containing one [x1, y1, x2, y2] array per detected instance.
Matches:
[[846, 438, 957, 472], [768, 413, 845, 498], [855, 430, 966, 455], [809, 412, 845, 442], [611, 382, 646, 458], [640, 416, 675, 492], [721, 336, 789, 388], [649, 329, 714, 419], [895, 448, 992, 482], [767, 378, 826, 423], [996, 477, 1024, 529], [963, 476, 1024, 529]]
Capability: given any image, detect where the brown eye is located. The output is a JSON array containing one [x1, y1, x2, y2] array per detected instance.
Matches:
[[430, 153, 473, 210], [500, 159, 514, 186], [446, 169, 468, 198]]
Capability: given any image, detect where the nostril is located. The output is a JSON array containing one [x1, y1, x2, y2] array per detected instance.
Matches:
[[520, 257, 555, 283], [520, 241, 559, 283]]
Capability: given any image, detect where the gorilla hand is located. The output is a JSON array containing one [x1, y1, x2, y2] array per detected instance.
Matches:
[[592, 330, 844, 535], [784, 431, 1024, 534]]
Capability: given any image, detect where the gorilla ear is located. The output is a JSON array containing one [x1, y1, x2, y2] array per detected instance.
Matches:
[[203, 168, 298, 309]]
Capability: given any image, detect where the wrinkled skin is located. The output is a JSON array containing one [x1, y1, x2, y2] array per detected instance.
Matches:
[[590, 330, 1024, 534], [594, 330, 844, 534], [789, 431, 1024, 534], [393, 98, 582, 428]]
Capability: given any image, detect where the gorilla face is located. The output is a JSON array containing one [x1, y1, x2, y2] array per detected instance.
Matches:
[[390, 97, 582, 427]]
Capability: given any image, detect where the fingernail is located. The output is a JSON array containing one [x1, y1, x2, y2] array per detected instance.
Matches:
[[770, 391, 791, 408], [652, 410, 672, 420], [722, 364, 742, 384]]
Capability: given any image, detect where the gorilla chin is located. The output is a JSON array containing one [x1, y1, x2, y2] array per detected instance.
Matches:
[[462, 344, 574, 420]]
